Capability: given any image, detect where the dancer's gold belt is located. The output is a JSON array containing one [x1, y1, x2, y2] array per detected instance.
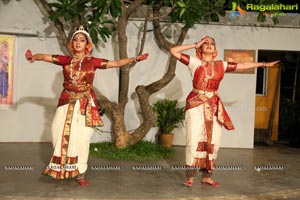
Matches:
[[192, 88, 217, 98], [65, 89, 90, 100]]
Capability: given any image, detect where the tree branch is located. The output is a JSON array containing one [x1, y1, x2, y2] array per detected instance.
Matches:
[[145, 2, 190, 93], [126, 0, 146, 17], [145, 57, 177, 93], [129, 85, 156, 145], [93, 88, 116, 121], [118, 0, 147, 107], [176, 24, 189, 45], [137, 8, 149, 56], [118, 2, 130, 107], [152, 2, 173, 52], [33, 0, 71, 55]]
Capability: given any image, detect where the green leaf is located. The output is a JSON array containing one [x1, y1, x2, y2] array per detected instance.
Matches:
[[167, 0, 227, 27], [152, 99, 185, 134], [70, 0, 84, 7], [47, 0, 121, 45], [91, 0, 105, 8], [177, 0, 186, 8], [210, 13, 219, 22], [271, 17, 279, 25], [99, 31, 108, 42], [99, 4, 109, 22], [179, 8, 186, 18], [215, 0, 226, 7], [110, 0, 122, 18], [257, 12, 266, 23], [112, 0, 122, 7], [48, 2, 64, 9], [217, 9, 226, 17], [49, 11, 60, 22], [90, 28, 98, 40]]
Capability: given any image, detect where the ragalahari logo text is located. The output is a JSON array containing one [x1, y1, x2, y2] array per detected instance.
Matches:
[[229, 2, 246, 19], [230, 2, 299, 19]]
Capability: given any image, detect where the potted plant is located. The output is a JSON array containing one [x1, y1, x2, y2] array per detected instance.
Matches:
[[152, 99, 185, 147]]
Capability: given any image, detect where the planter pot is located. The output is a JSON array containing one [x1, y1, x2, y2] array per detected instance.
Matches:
[[159, 133, 174, 147]]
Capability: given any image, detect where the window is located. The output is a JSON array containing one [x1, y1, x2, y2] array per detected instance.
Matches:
[[256, 67, 267, 95], [256, 54, 268, 95]]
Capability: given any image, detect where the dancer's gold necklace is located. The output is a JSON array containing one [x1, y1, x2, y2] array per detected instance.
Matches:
[[202, 60, 215, 82], [69, 56, 85, 84]]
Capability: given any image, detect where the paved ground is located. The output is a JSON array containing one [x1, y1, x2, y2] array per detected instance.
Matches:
[[0, 143, 299, 200]]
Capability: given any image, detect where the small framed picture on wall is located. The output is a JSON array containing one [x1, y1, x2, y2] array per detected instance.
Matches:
[[0, 35, 17, 109], [224, 49, 256, 74]]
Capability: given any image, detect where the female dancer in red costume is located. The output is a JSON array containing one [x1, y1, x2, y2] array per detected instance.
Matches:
[[170, 36, 279, 187], [25, 25, 148, 186]]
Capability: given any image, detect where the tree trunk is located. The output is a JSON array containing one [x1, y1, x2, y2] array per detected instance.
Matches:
[[112, 0, 152, 148], [112, 1, 190, 148]]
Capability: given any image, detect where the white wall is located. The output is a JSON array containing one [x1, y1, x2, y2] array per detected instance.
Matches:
[[1, 1, 300, 148]]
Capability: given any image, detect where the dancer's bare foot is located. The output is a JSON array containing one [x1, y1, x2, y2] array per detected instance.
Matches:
[[201, 177, 220, 187], [183, 177, 194, 187], [76, 174, 89, 186]]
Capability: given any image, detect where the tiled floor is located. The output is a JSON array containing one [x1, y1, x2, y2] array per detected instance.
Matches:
[[0, 143, 299, 200]]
